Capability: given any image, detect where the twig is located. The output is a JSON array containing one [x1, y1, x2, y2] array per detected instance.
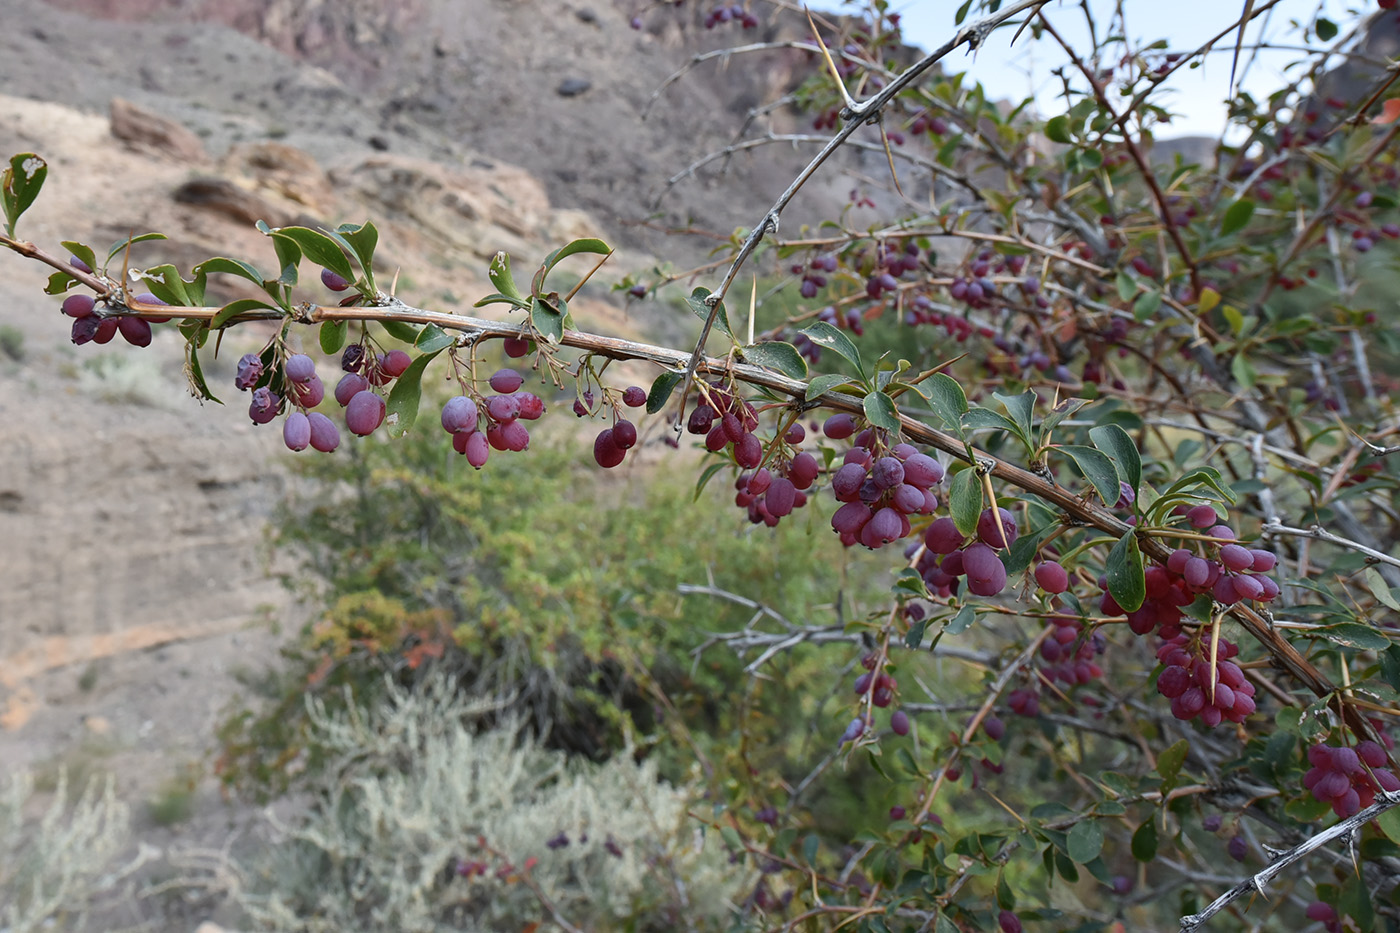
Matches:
[[1262, 519, 1400, 571], [1179, 790, 1400, 931], [675, 0, 1051, 423]]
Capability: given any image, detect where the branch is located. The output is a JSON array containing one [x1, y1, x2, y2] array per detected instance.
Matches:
[[1179, 790, 1400, 932], [676, 0, 1051, 421], [1262, 519, 1400, 571]]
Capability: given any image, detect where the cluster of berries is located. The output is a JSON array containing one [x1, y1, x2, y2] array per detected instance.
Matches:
[[590, 385, 647, 468], [826, 418, 945, 550], [917, 507, 1017, 597], [702, 3, 759, 28], [1154, 635, 1257, 726], [1303, 741, 1400, 818], [233, 350, 340, 452], [64, 288, 165, 348], [733, 440, 819, 526]]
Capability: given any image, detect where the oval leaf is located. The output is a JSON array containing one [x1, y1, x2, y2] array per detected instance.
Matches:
[[647, 371, 683, 414], [687, 286, 733, 340], [1059, 445, 1123, 506], [1220, 198, 1255, 237], [924, 372, 968, 432], [799, 321, 863, 375], [1066, 820, 1104, 864], [273, 226, 355, 283], [385, 348, 445, 437], [415, 323, 456, 354], [319, 320, 348, 354], [1089, 424, 1142, 496], [863, 390, 901, 433], [741, 341, 808, 379], [1105, 532, 1146, 613], [949, 468, 982, 537], [530, 296, 564, 344]]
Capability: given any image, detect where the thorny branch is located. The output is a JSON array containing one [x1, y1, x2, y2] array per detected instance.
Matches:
[[1178, 790, 1400, 932]]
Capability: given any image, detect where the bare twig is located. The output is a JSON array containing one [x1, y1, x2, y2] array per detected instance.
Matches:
[[1179, 790, 1400, 932]]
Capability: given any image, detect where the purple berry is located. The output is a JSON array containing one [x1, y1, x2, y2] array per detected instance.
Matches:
[[346, 390, 386, 435], [442, 396, 479, 434], [321, 268, 350, 291], [285, 354, 316, 384], [61, 294, 95, 318], [283, 412, 311, 451], [489, 368, 524, 392], [307, 412, 340, 452]]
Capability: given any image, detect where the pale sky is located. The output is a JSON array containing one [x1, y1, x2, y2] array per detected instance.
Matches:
[[894, 0, 1358, 139]]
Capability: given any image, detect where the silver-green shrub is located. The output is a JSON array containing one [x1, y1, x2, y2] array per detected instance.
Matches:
[[235, 670, 754, 932], [1, 770, 146, 933]]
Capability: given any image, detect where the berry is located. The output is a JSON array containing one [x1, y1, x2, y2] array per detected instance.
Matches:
[[61, 294, 95, 318], [248, 387, 280, 424], [307, 412, 340, 452], [335, 373, 369, 406], [503, 336, 531, 358], [489, 368, 524, 392], [321, 268, 350, 291], [118, 316, 152, 347], [622, 385, 647, 407], [346, 390, 386, 435], [999, 911, 1022, 933], [441, 396, 479, 434], [613, 419, 638, 450], [1034, 560, 1070, 594], [381, 349, 412, 378], [890, 710, 910, 736], [823, 413, 858, 439], [341, 345, 365, 373], [235, 353, 265, 390], [594, 428, 625, 468], [285, 354, 316, 383], [283, 412, 311, 451], [464, 431, 490, 468], [292, 375, 325, 408], [976, 507, 1019, 549]]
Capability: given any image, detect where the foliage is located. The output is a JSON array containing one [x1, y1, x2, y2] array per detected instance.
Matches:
[[0, 770, 146, 933], [231, 669, 753, 933], [8, 0, 1400, 929]]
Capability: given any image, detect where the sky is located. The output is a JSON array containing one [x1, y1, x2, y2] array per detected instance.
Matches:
[[892, 0, 1356, 139]]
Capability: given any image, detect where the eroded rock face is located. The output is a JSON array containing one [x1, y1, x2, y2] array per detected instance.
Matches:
[[109, 98, 208, 163]]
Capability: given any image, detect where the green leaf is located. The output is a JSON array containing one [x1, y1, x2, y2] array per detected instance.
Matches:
[[863, 391, 900, 433], [1319, 623, 1391, 651], [1133, 289, 1161, 322], [1039, 397, 1087, 442], [1105, 533, 1146, 612], [1005, 524, 1056, 576], [803, 833, 819, 865], [1230, 353, 1257, 389], [1, 153, 47, 237], [61, 240, 97, 275], [949, 468, 982, 537], [805, 372, 856, 401], [265, 228, 301, 288], [1045, 115, 1073, 144], [103, 232, 167, 266], [1219, 197, 1256, 238], [211, 298, 277, 330], [1116, 271, 1138, 302], [381, 319, 422, 344], [946, 604, 976, 635], [1315, 17, 1337, 41], [1089, 424, 1141, 496], [1157, 738, 1190, 794], [531, 237, 611, 296], [962, 408, 1024, 439], [1059, 445, 1123, 506], [800, 321, 863, 376], [336, 221, 379, 288], [740, 341, 808, 379], [923, 373, 968, 431], [140, 264, 191, 307], [647, 372, 683, 414], [1381, 646, 1400, 692], [273, 226, 355, 283], [993, 390, 1036, 439], [905, 619, 928, 649], [531, 296, 565, 344], [385, 348, 445, 437], [688, 286, 733, 340], [319, 320, 348, 354], [934, 912, 959, 933], [1066, 820, 1103, 863], [1378, 805, 1400, 845], [1054, 849, 1079, 883], [415, 323, 455, 354], [44, 271, 77, 295], [196, 256, 265, 287], [1131, 819, 1158, 862]]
